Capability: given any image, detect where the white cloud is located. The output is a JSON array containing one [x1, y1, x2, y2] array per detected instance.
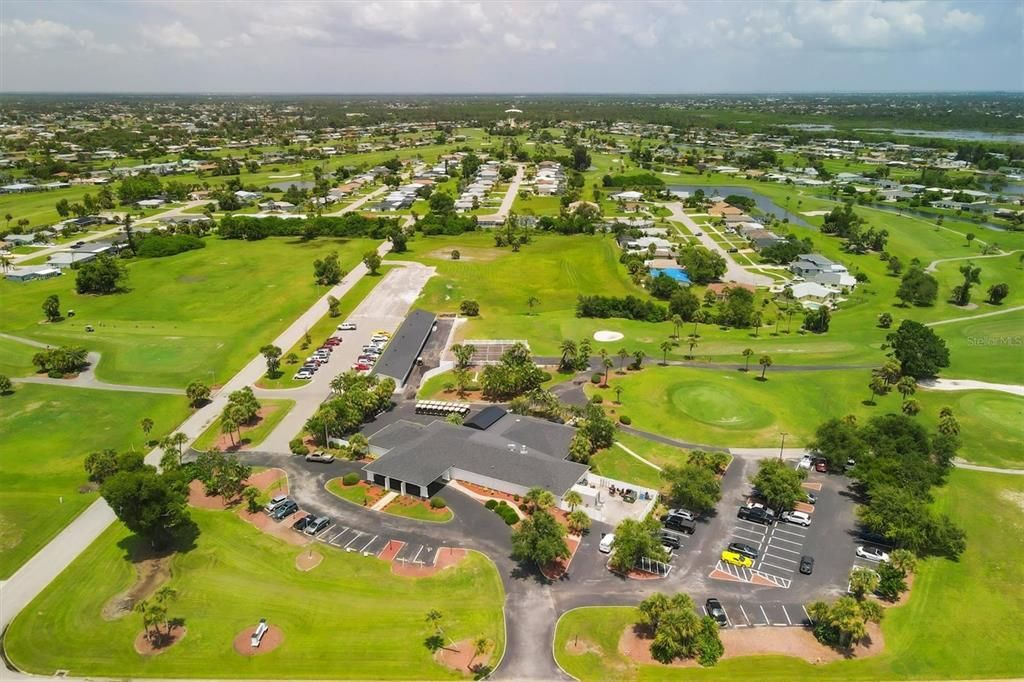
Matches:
[[140, 21, 202, 49], [944, 9, 985, 33], [0, 18, 121, 53]]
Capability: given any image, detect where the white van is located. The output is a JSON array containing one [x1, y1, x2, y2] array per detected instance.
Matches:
[[599, 533, 615, 554]]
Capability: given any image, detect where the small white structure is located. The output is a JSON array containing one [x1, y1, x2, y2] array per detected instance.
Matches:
[[250, 619, 269, 648]]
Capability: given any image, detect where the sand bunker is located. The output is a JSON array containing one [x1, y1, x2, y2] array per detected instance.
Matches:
[[594, 330, 624, 342]]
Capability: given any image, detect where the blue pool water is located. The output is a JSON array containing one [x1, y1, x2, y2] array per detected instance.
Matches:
[[650, 267, 691, 284]]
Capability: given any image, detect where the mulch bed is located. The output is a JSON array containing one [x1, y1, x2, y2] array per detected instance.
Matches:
[[134, 625, 186, 656], [295, 549, 323, 572], [237, 509, 309, 546], [233, 624, 284, 656], [392, 547, 467, 577], [209, 405, 280, 452], [187, 468, 287, 510], [378, 539, 405, 562], [435, 637, 492, 675], [542, 535, 581, 581]]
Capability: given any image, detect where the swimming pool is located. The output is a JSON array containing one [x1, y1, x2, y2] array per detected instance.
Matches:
[[649, 267, 691, 284]]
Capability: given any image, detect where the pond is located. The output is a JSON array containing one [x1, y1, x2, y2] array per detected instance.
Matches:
[[668, 184, 812, 228], [267, 180, 315, 191]]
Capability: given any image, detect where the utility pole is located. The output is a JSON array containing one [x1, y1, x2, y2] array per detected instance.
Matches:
[[778, 432, 788, 460]]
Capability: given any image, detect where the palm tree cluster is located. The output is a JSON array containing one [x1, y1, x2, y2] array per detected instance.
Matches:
[[31, 345, 88, 375]]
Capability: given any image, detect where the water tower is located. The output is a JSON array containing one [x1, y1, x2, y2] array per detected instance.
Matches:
[[504, 107, 523, 127]]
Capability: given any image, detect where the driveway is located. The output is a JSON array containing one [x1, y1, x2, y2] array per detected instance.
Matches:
[[476, 163, 524, 223]]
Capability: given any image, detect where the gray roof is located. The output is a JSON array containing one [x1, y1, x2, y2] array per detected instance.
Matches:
[[371, 309, 436, 385], [363, 417, 588, 497]]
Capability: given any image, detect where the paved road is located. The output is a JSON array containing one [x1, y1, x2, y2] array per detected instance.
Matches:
[[924, 304, 1024, 327], [952, 459, 1024, 475], [925, 249, 1021, 273], [664, 202, 774, 287], [476, 163, 525, 223]]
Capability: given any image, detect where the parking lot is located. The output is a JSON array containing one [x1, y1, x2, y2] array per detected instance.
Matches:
[[700, 599, 811, 628]]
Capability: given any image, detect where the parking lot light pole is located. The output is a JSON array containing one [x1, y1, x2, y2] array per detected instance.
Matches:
[[778, 432, 788, 460]]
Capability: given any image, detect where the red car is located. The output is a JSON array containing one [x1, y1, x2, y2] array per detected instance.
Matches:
[[351, 363, 370, 371], [814, 459, 828, 473], [323, 338, 341, 346]]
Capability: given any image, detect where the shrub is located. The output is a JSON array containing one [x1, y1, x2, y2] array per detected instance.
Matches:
[[591, 373, 602, 384], [494, 502, 519, 525], [430, 497, 447, 509], [47, 369, 64, 378], [619, 415, 632, 425], [591, 394, 604, 404], [513, 494, 520, 502], [485, 498, 498, 510], [289, 437, 308, 456], [539, 370, 552, 383], [342, 472, 361, 486], [135, 233, 206, 258]]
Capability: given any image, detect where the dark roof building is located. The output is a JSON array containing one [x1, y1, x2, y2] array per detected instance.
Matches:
[[371, 309, 436, 387], [362, 410, 587, 499], [464, 405, 506, 431]]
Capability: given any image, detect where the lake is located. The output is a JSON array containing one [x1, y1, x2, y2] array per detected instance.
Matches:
[[668, 184, 812, 228]]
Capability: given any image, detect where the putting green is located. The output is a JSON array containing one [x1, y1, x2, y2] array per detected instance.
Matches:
[[667, 380, 774, 430]]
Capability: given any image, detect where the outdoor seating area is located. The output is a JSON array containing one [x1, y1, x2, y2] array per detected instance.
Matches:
[[414, 401, 471, 416]]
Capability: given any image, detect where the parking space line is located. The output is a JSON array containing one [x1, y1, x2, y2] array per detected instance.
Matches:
[[358, 534, 377, 552], [772, 527, 807, 539], [411, 545, 425, 564], [738, 604, 750, 626], [759, 561, 794, 573], [344, 532, 364, 549], [765, 544, 802, 556], [769, 536, 804, 547], [782, 606, 792, 625], [762, 552, 799, 563], [315, 525, 334, 538], [759, 605, 768, 624], [802, 605, 811, 624]]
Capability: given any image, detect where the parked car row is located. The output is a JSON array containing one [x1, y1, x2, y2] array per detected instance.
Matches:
[[352, 331, 390, 373], [293, 336, 342, 380], [265, 495, 332, 535]]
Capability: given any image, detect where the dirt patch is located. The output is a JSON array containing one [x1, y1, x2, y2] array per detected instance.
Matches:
[[0, 513, 23, 553], [134, 625, 186, 656], [435, 637, 492, 675], [565, 637, 601, 656], [233, 624, 284, 656], [102, 555, 173, 621], [1000, 489, 1024, 513], [392, 547, 467, 577], [248, 467, 288, 495], [237, 509, 310, 546], [295, 549, 323, 572], [187, 479, 232, 510]]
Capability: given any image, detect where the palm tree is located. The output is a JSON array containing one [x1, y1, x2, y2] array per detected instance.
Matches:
[[616, 348, 630, 372], [632, 350, 645, 370], [451, 343, 475, 370], [660, 341, 672, 365], [687, 336, 698, 359], [752, 311, 762, 337], [567, 509, 591, 534], [901, 399, 921, 416], [559, 339, 577, 372], [873, 361, 902, 387], [563, 490, 583, 511], [614, 385, 623, 404], [671, 314, 683, 339], [221, 417, 237, 447], [867, 375, 890, 404], [140, 417, 154, 440], [349, 433, 369, 458], [524, 486, 556, 512], [526, 296, 540, 315], [758, 354, 773, 380], [938, 409, 960, 437], [896, 376, 917, 400], [470, 637, 489, 670], [741, 348, 754, 372], [602, 356, 614, 385]]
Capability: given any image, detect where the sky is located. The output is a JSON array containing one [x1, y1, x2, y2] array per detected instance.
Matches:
[[1, 0, 1021, 93]]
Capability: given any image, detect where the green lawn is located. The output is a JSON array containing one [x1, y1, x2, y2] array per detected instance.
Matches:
[[326, 477, 370, 505], [192, 399, 295, 451], [589, 365, 1023, 468], [554, 469, 1024, 681], [0, 236, 378, 388], [0, 335, 37, 377], [590, 431, 698, 490], [257, 266, 393, 390], [384, 498, 454, 523], [0, 384, 190, 578], [6, 509, 506, 679]]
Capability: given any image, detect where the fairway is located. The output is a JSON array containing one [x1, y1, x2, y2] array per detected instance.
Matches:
[[553, 470, 1024, 681], [0, 236, 378, 388], [0, 384, 190, 578], [6, 510, 506, 679]]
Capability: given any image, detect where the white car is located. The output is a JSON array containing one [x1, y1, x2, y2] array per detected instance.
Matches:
[[797, 455, 813, 470], [293, 370, 313, 380], [599, 533, 615, 554], [337, 322, 357, 331], [856, 546, 890, 562], [781, 510, 812, 527]]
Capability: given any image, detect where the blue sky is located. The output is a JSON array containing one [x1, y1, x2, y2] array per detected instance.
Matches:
[[1, 0, 1021, 93]]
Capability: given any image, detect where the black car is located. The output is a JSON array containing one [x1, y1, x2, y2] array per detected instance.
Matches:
[[661, 514, 697, 534], [271, 500, 299, 520], [737, 506, 774, 525], [799, 555, 815, 575], [727, 542, 758, 560], [660, 531, 682, 549], [292, 515, 314, 532], [705, 598, 728, 627]]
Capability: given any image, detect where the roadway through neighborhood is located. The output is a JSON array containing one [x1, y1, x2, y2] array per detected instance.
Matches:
[[664, 201, 774, 287]]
